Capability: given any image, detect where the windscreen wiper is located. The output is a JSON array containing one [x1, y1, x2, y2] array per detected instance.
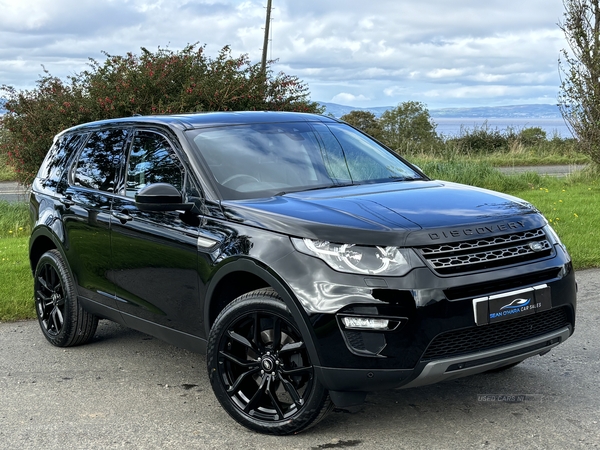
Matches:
[[275, 183, 355, 196]]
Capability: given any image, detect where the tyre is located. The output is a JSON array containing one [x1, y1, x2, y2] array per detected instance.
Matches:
[[207, 289, 332, 435], [34, 249, 99, 347]]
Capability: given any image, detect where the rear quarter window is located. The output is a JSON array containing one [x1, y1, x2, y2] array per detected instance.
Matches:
[[37, 133, 87, 189]]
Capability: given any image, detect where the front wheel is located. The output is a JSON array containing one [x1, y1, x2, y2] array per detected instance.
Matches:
[[207, 289, 331, 435], [34, 249, 98, 347]]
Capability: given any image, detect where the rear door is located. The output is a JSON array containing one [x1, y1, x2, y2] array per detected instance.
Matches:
[[62, 127, 129, 310]]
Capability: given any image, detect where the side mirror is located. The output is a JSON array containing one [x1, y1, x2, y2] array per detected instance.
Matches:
[[135, 183, 194, 212]]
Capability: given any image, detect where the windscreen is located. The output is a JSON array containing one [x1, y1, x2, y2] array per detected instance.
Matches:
[[187, 121, 423, 200]]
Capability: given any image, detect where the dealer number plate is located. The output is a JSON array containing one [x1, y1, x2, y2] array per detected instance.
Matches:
[[473, 285, 551, 326]]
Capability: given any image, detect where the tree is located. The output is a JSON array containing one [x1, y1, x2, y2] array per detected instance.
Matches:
[[339, 110, 383, 140], [378, 101, 439, 152], [0, 44, 322, 184], [518, 127, 547, 146], [558, 0, 600, 165]]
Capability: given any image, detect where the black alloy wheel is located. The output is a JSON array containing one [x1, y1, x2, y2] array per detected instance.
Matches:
[[36, 259, 65, 336], [34, 250, 98, 347], [207, 289, 331, 435]]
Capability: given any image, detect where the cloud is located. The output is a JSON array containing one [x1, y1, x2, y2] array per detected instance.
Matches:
[[0, 0, 570, 108], [330, 93, 371, 103]]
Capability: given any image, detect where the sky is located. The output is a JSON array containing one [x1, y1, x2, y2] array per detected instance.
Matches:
[[0, 0, 569, 109]]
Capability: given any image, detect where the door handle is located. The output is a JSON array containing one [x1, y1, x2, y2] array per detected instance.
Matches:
[[112, 211, 133, 223], [60, 196, 75, 207]]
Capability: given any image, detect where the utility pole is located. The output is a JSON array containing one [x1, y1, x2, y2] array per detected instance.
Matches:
[[260, 0, 272, 77]]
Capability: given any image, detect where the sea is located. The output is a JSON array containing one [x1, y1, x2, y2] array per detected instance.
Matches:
[[432, 117, 571, 138]]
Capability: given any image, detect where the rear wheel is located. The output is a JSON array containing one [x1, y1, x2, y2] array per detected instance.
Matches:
[[34, 249, 98, 347], [207, 289, 331, 435]]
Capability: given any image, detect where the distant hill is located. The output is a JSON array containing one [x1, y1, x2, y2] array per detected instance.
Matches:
[[319, 102, 562, 119], [319, 102, 392, 118], [0, 97, 562, 119]]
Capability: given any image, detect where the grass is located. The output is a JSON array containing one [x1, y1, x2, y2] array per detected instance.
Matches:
[[418, 160, 543, 193], [412, 152, 590, 167], [402, 145, 590, 167], [0, 201, 33, 321], [0, 236, 34, 321], [0, 166, 598, 322], [512, 181, 600, 270], [0, 153, 18, 182], [0, 201, 30, 236], [408, 135, 590, 167], [412, 122, 589, 166]]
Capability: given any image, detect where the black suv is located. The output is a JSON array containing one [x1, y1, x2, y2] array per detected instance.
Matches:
[[29, 112, 576, 434]]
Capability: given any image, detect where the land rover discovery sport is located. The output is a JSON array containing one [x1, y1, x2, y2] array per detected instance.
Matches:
[[29, 111, 576, 435]]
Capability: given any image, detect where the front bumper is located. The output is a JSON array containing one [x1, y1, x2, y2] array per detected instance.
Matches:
[[305, 260, 576, 366], [298, 257, 576, 399], [315, 324, 571, 393], [402, 325, 570, 388]]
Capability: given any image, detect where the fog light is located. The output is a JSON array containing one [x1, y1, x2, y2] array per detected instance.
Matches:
[[341, 317, 390, 330]]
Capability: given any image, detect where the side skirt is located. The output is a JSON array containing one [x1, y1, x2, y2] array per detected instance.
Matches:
[[79, 296, 207, 354]]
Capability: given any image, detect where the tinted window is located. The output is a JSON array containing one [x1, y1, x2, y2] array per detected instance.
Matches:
[[73, 129, 128, 191], [125, 131, 183, 197], [187, 121, 422, 200], [37, 133, 87, 188]]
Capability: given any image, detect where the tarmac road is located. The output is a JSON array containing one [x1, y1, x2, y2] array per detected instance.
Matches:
[[0, 269, 598, 450], [497, 164, 588, 177], [0, 181, 29, 203]]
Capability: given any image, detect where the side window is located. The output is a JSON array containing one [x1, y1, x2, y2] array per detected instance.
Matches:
[[38, 133, 87, 188], [125, 131, 183, 197], [73, 129, 128, 192]]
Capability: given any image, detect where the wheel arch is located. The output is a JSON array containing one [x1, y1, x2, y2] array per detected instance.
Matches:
[[205, 258, 323, 365], [29, 227, 60, 275]]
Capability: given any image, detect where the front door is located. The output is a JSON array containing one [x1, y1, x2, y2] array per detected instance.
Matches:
[[109, 129, 203, 335]]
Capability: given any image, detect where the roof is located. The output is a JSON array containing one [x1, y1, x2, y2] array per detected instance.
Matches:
[[58, 111, 339, 136]]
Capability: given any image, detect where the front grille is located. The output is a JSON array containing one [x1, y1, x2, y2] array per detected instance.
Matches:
[[417, 228, 553, 275], [444, 268, 561, 301], [421, 307, 569, 361]]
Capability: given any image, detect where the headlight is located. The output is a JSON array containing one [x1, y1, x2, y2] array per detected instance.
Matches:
[[543, 224, 562, 245], [543, 224, 571, 262], [291, 238, 414, 276]]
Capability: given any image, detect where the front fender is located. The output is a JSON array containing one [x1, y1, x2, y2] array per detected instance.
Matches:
[[204, 257, 325, 367]]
